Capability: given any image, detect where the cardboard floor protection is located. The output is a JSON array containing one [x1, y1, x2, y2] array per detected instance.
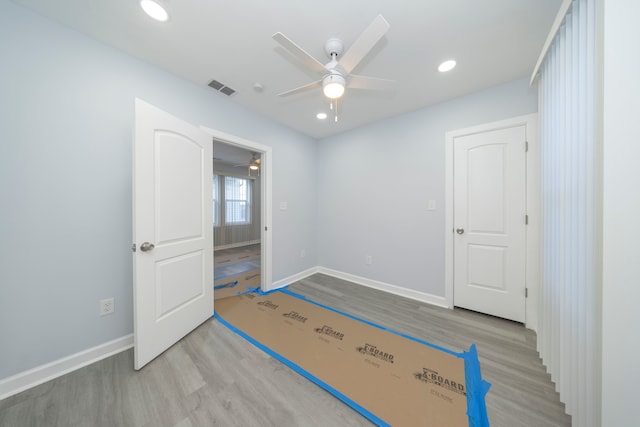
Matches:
[[213, 269, 260, 300], [215, 289, 490, 427]]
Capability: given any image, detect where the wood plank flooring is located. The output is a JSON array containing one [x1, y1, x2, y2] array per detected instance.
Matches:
[[0, 274, 571, 427]]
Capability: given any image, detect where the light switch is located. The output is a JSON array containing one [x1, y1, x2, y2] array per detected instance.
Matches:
[[428, 200, 436, 210], [280, 201, 288, 210]]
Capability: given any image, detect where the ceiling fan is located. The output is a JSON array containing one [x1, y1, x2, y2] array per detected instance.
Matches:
[[272, 14, 394, 120], [234, 153, 261, 177]]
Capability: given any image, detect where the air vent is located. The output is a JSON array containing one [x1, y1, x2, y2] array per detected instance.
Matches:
[[220, 86, 236, 96], [208, 79, 236, 96]]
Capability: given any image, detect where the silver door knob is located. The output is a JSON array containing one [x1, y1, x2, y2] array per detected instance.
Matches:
[[140, 242, 155, 252], [456, 228, 465, 235]]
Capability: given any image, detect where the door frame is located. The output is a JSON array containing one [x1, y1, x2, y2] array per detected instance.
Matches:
[[444, 113, 539, 331], [200, 126, 273, 291]]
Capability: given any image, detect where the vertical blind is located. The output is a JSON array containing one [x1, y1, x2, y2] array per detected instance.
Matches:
[[537, 0, 598, 425]]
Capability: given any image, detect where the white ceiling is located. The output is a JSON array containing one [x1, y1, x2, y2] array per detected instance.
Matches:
[[12, 0, 561, 139]]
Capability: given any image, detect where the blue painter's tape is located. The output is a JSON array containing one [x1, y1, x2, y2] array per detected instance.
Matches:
[[462, 344, 491, 427], [213, 280, 238, 290], [279, 287, 460, 356], [280, 287, 492, 426], [236, 286, 283, 297], [214, 309, 391, 426], [217, 287, 490, 427]]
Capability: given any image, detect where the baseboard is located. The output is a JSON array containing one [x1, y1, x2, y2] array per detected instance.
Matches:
[[0, 334, 133, 401], [269, 267, 321, 291], [316, 267, 450, 309], [214, 240, 261, 251], [270, 266, 449, 309]]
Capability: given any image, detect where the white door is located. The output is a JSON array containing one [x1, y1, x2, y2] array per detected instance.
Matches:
[[453, 125, 527, 322], [133, 99, 213, 369]]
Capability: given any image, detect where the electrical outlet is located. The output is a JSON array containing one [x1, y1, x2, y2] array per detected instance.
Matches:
[[365, 255, 372, 265], [100, 298, 114, 316]]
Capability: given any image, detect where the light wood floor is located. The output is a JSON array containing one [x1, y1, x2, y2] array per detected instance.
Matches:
[[0, 274, 570, 427]]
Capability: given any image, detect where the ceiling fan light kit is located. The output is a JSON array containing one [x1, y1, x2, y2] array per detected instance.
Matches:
[[322, 73, 346, 99], [272, 14, 394, 121]]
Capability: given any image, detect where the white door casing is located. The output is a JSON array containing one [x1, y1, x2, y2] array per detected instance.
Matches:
[[445, 114, 539, 327], [452, 125, 527, 322], [133, 99, 213, 369], [200, 126, 273, 291]]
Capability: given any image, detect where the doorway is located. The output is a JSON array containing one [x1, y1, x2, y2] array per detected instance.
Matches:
[[211, 140, 263, 299], [200, 127, 273, 294], [444, 114, 539, 328]]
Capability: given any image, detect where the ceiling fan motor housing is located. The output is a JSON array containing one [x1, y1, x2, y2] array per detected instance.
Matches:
[[324, 38, 344, 59]]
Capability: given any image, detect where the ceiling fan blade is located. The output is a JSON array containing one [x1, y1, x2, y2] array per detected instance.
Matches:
[[339, 15, 390, 74], [277, 80, 322, 97], [348, 74, 395, 91], [272, 32, 327, 75]]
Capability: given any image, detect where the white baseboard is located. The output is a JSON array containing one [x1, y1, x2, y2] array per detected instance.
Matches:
[[269, 266, 449, 309], [316, 267, 450, 309], [268, 267, 320, 291], [0, 334, 133, 401], [214, 240, 260, 251]]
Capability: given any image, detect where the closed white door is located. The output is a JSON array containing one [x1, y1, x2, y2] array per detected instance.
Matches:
[[133, 99, 213, 369], [453, 125, 527, 322]]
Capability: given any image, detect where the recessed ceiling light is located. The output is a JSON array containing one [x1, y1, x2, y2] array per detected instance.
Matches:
[[438, 59, 457, 73], [140, 0, 168, 22], [317, 113, 328, 120]]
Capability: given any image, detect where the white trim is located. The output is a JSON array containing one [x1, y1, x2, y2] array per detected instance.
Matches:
[[214, 240, 261, 251], [317, 268, 449, 309], [530, 0, 573, 85], [445, 114, 540, 331], [270, 266, 448, 309], [271, 267, 321, 290], [0, 334, 133, 401], [199, 126, 273, 292]]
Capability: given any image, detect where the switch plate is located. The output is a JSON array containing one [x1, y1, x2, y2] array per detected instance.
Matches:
[[280, 201, 288, 210], [365, 255, 372, 265], [428, 200, 436, 210]]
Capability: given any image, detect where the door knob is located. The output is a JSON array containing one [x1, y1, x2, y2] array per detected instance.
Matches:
[[456, 228, 465, 235], [140, 242, 155, 252]]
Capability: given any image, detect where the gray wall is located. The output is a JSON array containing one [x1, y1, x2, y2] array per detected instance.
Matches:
[[316, 78, 537, 297], [601, 0, 640, 424], [0, 0, 317, 379]]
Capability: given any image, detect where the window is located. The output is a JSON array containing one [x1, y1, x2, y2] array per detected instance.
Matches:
[[224, 176, 251, 225], [212, 174, 252, 226]]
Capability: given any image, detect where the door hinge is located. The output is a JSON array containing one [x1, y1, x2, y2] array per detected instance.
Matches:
[[525, 288, 528, 298], [525, 214, 529, 225], [264, 226, 268, 231], [525, 141, 529, 152], [131, 243, 136, 252]]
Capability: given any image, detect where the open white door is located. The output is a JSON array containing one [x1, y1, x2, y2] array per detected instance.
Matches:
[[453, 125, 527, 322], [133, 99, 213, 369]]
